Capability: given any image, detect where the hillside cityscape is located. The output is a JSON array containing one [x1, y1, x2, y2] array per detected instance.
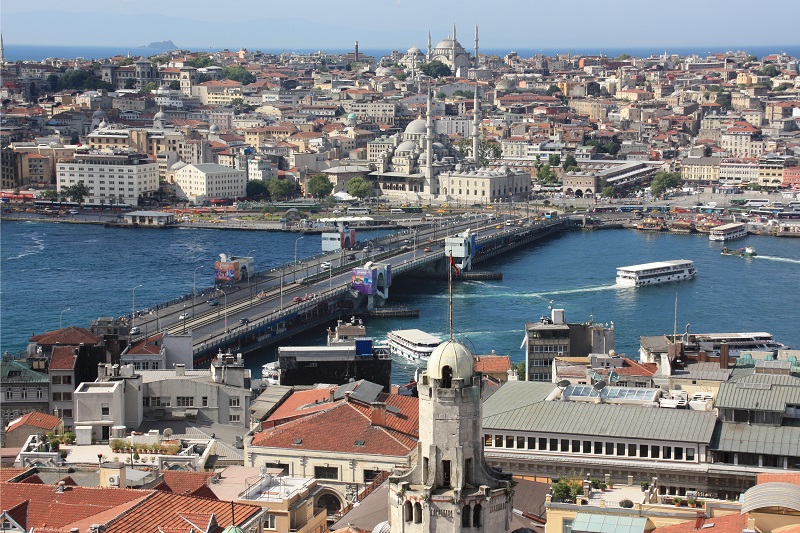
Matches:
[[2, 30, 800, 533]]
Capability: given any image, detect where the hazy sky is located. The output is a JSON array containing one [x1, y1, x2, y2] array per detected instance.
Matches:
[[3, 0, 799, 51]]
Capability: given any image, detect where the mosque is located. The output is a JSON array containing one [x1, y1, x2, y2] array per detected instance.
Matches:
[[399, 25, 479, 77]]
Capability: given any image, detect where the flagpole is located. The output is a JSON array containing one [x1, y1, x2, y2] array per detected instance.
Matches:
[[449, 252, 453, 341]]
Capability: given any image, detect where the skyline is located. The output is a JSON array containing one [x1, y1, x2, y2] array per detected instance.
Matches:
[[3, 0, 800, 50]]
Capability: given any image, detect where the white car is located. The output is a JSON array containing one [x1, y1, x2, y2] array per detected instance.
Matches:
[[320, 262, 331, 270], [178, 313, 188, 320], [130, 326, 141, 335]]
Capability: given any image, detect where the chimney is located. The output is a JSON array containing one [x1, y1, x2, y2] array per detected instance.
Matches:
[[719, 343, 730, 369], [329, 387, 336, 403], [369, 402, 386, 427], [175, 364, 185, 377], [698, 350, 707, 363], [344, 390, 352, 403]]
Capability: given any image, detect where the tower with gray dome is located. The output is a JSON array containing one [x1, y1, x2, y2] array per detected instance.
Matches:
[[427, 24, 475, 73], [387, 337, 513, 532]]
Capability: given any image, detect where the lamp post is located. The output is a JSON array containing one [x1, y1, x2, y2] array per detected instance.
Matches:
[[247, 249, 257, 303], [59, 306, 71, 329], [220, 289, 228, 333], [193, 266, 203, 317], [293, 236, 304, 282], [131, 284, 143, 329], [182, 304, 187, 333]]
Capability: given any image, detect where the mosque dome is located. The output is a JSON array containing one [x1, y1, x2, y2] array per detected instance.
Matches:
[[396, 140, 418, 153], [375, 66, 393, 76], [405, 119, 427, 136], [372, 521, 391, 533], [209, 124, 221, 133], [427, 340, 474, 381], [170, 161, 188, 171], [92, 109, 107, 120], [98, 119, 108, 129], [408, 47, 422, 55], [154, 109, 167, 121], [347, 112, 358, 120]]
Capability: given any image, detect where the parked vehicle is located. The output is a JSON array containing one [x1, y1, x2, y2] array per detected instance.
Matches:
[[207, 298, 219, 306]]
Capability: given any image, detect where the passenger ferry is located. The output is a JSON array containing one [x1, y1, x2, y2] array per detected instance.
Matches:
[[387, 329, 443, 361], [616, 260, 697, 287], [709, 222, 748, 241]]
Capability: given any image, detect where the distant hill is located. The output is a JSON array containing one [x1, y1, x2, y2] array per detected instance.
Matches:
[[141, 40, 178, 50]]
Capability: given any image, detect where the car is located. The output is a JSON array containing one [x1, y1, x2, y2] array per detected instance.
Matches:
[[332, 209, 342, 215], [68, 208, 80, 215], [376, 246, 385, 252], [346, 254, 356, 261], [424, 247, 431, 252], [178, 312, 188, 320], [207, 298, 219, 306], [293, 296, 303, 303], [239, 317, 250, 325], [320, 262, 331, 270], [495, 224, 502, 229], [129, 326, 141, 335], [403, 239, 411, 244]]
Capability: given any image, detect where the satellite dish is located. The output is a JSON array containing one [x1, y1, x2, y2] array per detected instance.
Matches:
[[593, 380, 607, 391], [557, 379, 571, 389]]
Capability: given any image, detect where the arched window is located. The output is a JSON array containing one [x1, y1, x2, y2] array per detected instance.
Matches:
[[404, 501, 413, 522], [461, 505, 471, 527], [414, 502, 422, 523], [473, 504, 482, 527], [441, 365, 453, 388]]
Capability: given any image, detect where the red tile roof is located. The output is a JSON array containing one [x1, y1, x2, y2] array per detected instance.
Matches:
[[127, 332, 165, 355], [6, 411, 63, 433], [154, 471, 218, 497], [29, 326, 103, 346], [652, 512, 748, 533], [0, 467, 32, 482], [474, 355, 511, 374], [49, 345, 78, 370]]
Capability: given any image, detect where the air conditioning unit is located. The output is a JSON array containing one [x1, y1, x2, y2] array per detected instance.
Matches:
[[108, 475, 119, 487]]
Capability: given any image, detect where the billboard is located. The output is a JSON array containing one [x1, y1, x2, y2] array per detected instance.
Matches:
[[351, 267, 376, 295], [215, 261, 241, 282]]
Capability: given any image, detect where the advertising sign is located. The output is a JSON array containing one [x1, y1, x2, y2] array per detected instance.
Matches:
[[351, 267, 375, 295], [215, 261, 240, 281]]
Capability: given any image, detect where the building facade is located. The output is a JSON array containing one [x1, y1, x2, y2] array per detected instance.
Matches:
[[56, 150, 158, 206]]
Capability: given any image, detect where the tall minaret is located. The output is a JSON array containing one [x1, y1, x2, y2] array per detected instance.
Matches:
[[427, 31, 432, 58], [1, 33, 6, 66], [426, 85, 433, 181], [453, 23, 457, 42], [474, 24, 479, 69], [472, 82, 480, 162]]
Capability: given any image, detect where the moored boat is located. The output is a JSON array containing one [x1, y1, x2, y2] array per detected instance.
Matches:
[[668, 219, 696, 233], [637, 216, 666, 231]]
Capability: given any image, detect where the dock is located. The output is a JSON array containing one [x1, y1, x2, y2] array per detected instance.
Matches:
[[364, 306, 420, 318]]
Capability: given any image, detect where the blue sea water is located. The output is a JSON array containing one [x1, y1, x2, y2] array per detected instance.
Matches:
[[2, 221, 799, 384], [6, 43, 800, 62]]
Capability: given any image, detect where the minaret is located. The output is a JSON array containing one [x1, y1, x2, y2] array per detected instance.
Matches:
[[453, 23, 457, 43], [0, 33, 5, 65], [354, 41, 359, 63], [425, 85, 433, 181], [472, 82, 480, 162], [427, 31, 432, 58], [474, 24, 479, 69]]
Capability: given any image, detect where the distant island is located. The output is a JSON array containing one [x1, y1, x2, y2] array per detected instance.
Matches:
[[141, 40, 178, 49]]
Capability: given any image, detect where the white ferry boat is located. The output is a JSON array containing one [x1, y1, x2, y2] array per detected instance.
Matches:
[[616, 260, 696, 287], [709, 222, 748, 241], [387, 329, 443, 361]]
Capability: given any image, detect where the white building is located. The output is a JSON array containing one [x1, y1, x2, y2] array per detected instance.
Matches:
[[247, 157, 279, 182], [172, 162, 247, 204], [56, 150, 158, 206], [438, 165, 530, 204]]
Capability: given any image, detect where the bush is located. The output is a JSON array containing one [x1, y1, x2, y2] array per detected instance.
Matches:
[[110, 439, 126, 452], [619, 499, 634, 508]]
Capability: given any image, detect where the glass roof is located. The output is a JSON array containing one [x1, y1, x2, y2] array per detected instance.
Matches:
[[564, 384, 660, 403]]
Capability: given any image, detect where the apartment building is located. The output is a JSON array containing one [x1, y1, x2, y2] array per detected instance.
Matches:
[[172, 162, 246, 204], [56, 150, 158, 206]]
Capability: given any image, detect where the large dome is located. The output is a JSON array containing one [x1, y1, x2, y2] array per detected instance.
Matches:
[[405, 119, 426, 135], [427, 340, 474, 381], [396, 140, 418, 153]]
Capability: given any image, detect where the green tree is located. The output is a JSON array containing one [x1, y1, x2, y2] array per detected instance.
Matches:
[[452, 89, 473, 98], [186, 56, 215, 68], [267, 178, 295, 201], [63, 181, 90, 204], [615, 53, 631, 60], [546, 84, 561, 96], [42, 190, 59, 201], [118, 57, 134, 66], [124, 78, 137, 90], [649, 171, 681, 197], [774, 83, 792, 92], [437, 91, 447, 100], [551, 478, 582, 502], [307, 174, 334, 199], [456, 138, 501, 166], [537, 164, 557, 183], [548, 154, 561, 167], [420, 60, 452, 78], [515, 361, 526, 381], [562, 154, 578, 170], [347, 176, 373, 199], [221, 65, 256, 84], [761, 64, 780, 77], [395, 72, 407, 81], [601, 186, 617, 198], [246, 179, 269, 199], [168, 80, 180, 90], [142, 82, 158, 93], [57, 69, 112, 91], [586, 138, 621, 156], [746, 55, 758, 63], [149, 55, 169, 65]]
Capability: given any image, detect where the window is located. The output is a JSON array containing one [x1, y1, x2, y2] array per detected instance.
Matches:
[[63, 376, 72, 385], [314, 466, 338, 480], [63, 392, 72, 401], [229, 397, 240, 407], [628, 444, 637, 457], [229, 414, 241, 423], [5, 389, 12, 400], [572, 440, 580, 453], [617, 443, 626, 456], [101, 404, 110, 418], [594, 441, 602, 454], [506, 436, 515, 448], [583, 440, 591, 454], [53, 392, 62, 401], [62, 409, 73, 418], [605, 443, 614, 455], [177, 396, 194, 407], [37, 388, 44, 399], [484, 434, 492, 447], [517, 436, 525, 449], [664, 447, 672, 460], [52, 376, 62, 384], [495, 435, 503, 447], [640, 444, 649, 457], [651, 446, 660, 459], [21, 387, 27, 399], [528, 437, 536, 450], [265, 513, 276, 529], [550, 438, 557, 451], [686, 448, 695, 461], [675, 447, 683, 460], [202, 396, 208, 407]]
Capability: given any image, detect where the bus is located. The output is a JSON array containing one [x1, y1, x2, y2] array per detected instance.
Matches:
[[346, 207, 371, 215], [543, 210, 558, 219], [618, 205, 645, 213], [591, 206, 617, 213], [744, 199, 769, 207]]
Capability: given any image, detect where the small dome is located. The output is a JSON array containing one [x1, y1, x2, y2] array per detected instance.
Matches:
[[170, 160, 188, 171], [372, 521, 391, 533], [408, 47, 422, 55], [396, 140, 418, 153], [209, 124, 221, 133], [92, 109, 107, 119], [347, 112, 357, 120], [405, 119, 427, 135], [427, 340, 474, 381], [98, 119, 108, 129], [154, 109, 167, 120]]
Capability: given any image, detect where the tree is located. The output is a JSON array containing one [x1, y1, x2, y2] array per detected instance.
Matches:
[[562, 154, 578, 170], [774, 83, 792, 92], [746, 55, 758, 63], [246, 179, 269, 199], [601, 186, 617, 198], [515, 361, 526, 381], [63, 181, 90, 204], [267, 178, 295, 201], [47, 74, 60, 92], [221, 65, 256, 85], [186, 56, 215, 68], [142, 82, 158, 93], [420, 60, 452, 78], [56, 69, 112, 91], [456, 138, 501, 166], [149, 55, 169, 65], [124, 78, 137, 90], [551, 478, 582, 502], [307, 174, 334, 199], [586, 138, 621, 156], [42, 189, 59, 201], [548, 154, 561, 167], [436, 91, 447, 100], [649, 171, 681, 197], [761, 64, 780, 77], [615, 53, 631, 60], [395, 72, 407, 81], [536, 164, 557, 183], [168, 80, 180, 90], [118, 58, 134, 66], [546, 84, 561, 97], [347, 176, 372, 199]]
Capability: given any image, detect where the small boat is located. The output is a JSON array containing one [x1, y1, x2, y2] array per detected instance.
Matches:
[[637, 217, 666, 231], [721, 246, 756, 257], [668, 219, 696, 234]]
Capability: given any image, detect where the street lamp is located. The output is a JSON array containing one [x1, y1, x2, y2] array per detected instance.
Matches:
[[220, 289, 228, 333], [59, 307, 71, 329], [193, 266, 203, 317], [182, 304, 187, 333], [293, 236, 304, 282], [247, 249, 257, 302], [131, 284, 143, 329]]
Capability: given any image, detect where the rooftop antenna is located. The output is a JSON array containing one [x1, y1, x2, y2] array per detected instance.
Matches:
[[448, 251, 454, 341]]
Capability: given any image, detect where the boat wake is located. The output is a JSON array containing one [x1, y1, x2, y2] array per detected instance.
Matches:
[[756, 255, 800, 265], [6, 233, 46, 260], [530, 284, 620, 298]]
